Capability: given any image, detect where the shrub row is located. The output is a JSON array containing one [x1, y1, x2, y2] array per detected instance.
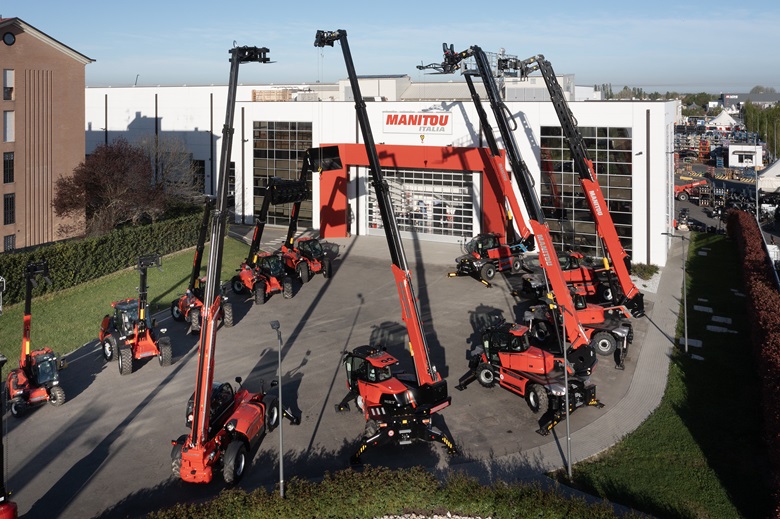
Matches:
[[0, 212, 203, 306], [726, 209, 780, 516], [150, 467, 624, 519]]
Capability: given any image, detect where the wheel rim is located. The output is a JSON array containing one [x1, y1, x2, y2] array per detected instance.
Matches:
[[172, 306, 181, 319], [529, 391, 538, 409], [235, 451, 245, 476], [596, 337, 613, 354], [269, 406, 279, 427], [480, 369, 493, 384], [103, 340, 112, 358]]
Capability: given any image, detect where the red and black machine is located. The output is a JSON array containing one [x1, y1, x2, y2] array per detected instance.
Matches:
[[230, 177, 307, 304], [5, 261, 66, 418], [99, 254, 173, 376], [170, 198, 234, 334], [421, 44, 604, 433], [316, 29, 456, 463], [421, 44, 633, 370], [507, 54, 645, 317], [279, 149, 334, 284], [171, 45, 297, 485]]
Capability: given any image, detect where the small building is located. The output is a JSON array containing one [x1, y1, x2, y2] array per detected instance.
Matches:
[[728, 144, 763, 169], [0, 17, 93, 251]]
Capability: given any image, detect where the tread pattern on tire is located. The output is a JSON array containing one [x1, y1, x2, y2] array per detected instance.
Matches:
[[119, 347, 133, 376]]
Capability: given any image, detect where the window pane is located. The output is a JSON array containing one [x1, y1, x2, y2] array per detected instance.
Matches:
[[3, 152, 13, 183]]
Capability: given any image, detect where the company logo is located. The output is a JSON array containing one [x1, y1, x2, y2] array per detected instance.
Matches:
[[588, 190, 603, 216], [384, 112, 452, 134]]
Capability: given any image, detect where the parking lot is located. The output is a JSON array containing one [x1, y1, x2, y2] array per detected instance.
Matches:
[[5, 227, 651, 518]]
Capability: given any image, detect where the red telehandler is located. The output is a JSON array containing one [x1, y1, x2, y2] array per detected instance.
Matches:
[[420, 44, 633, 369], [5, 261, 67, 418], [0, 280, 17, 519], [279, 148, 335, 283], [505, 54, 645, 317], [230, 177, 305, 304], [171, 45, 298, 485], [99, 254, 173, 375], [316, 29, 457, 463], [421, 44, 605, 434], [170, 198, 234, 334]]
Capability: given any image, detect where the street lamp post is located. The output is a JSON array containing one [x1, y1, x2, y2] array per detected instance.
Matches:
[[270, 320, 284, 498], [663, 232, 689, 354]]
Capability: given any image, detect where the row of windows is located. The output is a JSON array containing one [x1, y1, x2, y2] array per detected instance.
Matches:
[[539, 125, 633, 256], [252, 120, 314, 227]]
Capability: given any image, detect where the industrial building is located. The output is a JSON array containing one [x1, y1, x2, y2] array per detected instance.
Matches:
[[0, 17, 92, 251], [85, 72, 677, 267]]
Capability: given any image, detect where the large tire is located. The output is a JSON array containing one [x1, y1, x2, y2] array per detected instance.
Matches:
[[526, 383, 549, 414], [102, 335, 118, 362], [118, 347, 134, 376], [480, 263, 496, 281], [222, 441, 249, 485], [222, 302, 234, 327], [158, 337, 173, 367], [323, 258, 333, 279], [231, 276, 246, 295], [677, 192, 689, 202], [266, 397, 279, 433], [591, 331, 617, 356], [283, 277, 293, 299], [297, 262, 310, 284], [9, 398, 26, 418], [511, 257, 523, 274], [170, 300, 185, 322], [48, 385, 66, 407], [254, 281, 267, 305], [597, 283, 614, 303], [188, 307, 201, 335], [170, 434, 187, 478], [477, 363, 495, 388]]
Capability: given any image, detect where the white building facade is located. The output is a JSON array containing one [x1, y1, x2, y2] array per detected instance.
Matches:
[[85, 83, 677, 267]]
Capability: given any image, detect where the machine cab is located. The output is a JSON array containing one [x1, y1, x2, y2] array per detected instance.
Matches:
[[28, 351, 60, 387], [113, 300, 140, 338], [256, 254, 285, 279], [297, 238, 324, 261], [465, 233, 499, 258], [343, 345, 397, 392], [185, 381, 236, 434]]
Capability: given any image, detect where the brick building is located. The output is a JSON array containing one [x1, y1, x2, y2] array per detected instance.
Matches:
[[1, 17, 92, 251]]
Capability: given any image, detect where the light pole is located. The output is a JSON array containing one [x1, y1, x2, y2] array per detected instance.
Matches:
[[270, 320, 284, 498], [663, 232, 689, 354]]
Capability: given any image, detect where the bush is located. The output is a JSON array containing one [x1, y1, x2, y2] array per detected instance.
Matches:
[[0, 211, 204, 306], [631, 263, 659, 280]]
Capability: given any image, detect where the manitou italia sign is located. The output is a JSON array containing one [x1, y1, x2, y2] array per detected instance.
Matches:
[[383, 112, 453, 135]]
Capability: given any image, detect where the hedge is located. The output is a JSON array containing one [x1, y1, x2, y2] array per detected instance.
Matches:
[[0, 212, 204, 306], [726, 209, 780, 517]]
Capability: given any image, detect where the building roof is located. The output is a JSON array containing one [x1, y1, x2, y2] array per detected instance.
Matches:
[[0, 17, 94, 65]]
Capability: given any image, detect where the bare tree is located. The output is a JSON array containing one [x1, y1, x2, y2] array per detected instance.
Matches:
[[53, 138, 166, 236], [137, 135, 204, 205]]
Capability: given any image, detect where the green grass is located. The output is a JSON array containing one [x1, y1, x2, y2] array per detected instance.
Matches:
[[0, 236, 249, 372], [554, 232, 771, 518]]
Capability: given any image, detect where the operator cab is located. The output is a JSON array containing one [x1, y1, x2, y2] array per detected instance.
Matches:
[[257, 253, 285, 279], [185, 381, 236, 434], [483, 322, 532, 363], [28, 351, 60, 387], [113, 300, 140, 337], [343, 345, 398, 390], [465, 233, 499, 258], [298, 238, 324, 260]]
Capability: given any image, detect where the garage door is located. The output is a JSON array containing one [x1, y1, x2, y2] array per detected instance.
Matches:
[[366, 167, 477, 243]]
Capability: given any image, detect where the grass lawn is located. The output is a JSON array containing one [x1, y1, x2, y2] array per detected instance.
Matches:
[[0, 236, 249, 373], [554, 232, 772, 518]]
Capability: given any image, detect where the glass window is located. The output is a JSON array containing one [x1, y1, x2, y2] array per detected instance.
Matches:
[[4, 193, 14, 225], [3, 152, 13, 183], [2, 69, 12, 101], [3, 234, 14, 251], [3, 111, 14, 142], [539, 125, 633, 256]]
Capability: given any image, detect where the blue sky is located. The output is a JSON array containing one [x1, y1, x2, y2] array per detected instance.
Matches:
[[4, 1, 778, 93]]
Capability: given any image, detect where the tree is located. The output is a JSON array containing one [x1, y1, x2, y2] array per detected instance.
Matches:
[[750, 85, 777, 94], [53, 138, 166, 236], [136, 135, 203, 205]]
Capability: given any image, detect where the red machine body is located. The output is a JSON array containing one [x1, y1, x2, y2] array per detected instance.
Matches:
[[317, 29, 456, 463], [98, 254, 172, 375], [5, 261, 66, 418]]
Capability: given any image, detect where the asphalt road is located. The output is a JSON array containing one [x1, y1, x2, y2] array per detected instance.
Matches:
[[5, 228, 649, 518]]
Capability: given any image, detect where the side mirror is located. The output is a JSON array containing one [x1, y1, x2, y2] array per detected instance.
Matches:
[[235, 376, 243, 386], [59, 359, 68, 370], [270, 380, 279, 388]]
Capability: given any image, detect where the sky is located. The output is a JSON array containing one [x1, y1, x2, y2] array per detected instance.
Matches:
[[3, 1, 779, 94]]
